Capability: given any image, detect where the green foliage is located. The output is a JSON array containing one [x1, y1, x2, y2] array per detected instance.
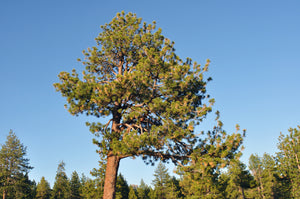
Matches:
[[136, 179, 150, 199], [249, 153, 281, 198], [152, 162, 171, 199], [223, 161, 254, 199], [165, 177, 182, 199], [128, 186, 138, 199], [51, 161, 70, 199], [80, 174, 99, 199], [0, 130, 33, 199], [90, 160, 105, 197], [15, 173, 36, 199], [276, 125, 300, 198], [178, 119, 244, 198], [70, 171, 82, 199], [54, 11, 213, 166], [115, 173, 129, 199], [36, 177, 51, 199]]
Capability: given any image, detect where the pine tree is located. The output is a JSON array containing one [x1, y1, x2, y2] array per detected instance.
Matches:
[[0, 130, 33, 199], [80, 175, 98, 199], [152, 162, 171, 199], [165, 177, 181, 199], [52, 161, 70, 199], [249, 153, 279, 198], [147, 188, 156, 199], [128, 186, 138, 199], [36, 177, 51, 199], [115, 174, 129, 199], [224, 161, 253, 199], [178, 121, 244, 198], [70, 171, 82, 199], [90, 159, 106, 197], [136, 179, 150, 199], [15, 173, 36, 199], [276, 125, 300, 198], [54, 11, 213, 199]]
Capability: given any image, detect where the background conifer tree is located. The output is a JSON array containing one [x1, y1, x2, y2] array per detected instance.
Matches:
[[152, 162, 171, 199], [80, 174, 98, 199], [0, 130, 33, 199], [54, 11, 213, 199], [128, 186, 137, 199], [178, 121, 244, 198], [70, 171, 82, 199], [51, 161, 70, 199], [15, 173, 36, 199], [223, 161, 253, 199], [249, 153, 280, 198], [36, 177, 51, 199], [115, 173, 129, 199], [276, 125, 300, 198], [137, 179, 150, 199]]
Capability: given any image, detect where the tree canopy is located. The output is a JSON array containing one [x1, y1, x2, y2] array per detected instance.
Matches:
[[54, 11, 213, 199], [0, 130, 33, 199]]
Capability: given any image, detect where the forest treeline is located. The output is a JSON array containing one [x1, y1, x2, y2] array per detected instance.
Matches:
[[0, 125, 299, 199]]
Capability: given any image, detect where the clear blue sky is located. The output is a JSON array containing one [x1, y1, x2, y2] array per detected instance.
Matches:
[[1, 0, 300, 187]]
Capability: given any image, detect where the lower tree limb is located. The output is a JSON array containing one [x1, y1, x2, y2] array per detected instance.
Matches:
[[103, 153, 120, 199]]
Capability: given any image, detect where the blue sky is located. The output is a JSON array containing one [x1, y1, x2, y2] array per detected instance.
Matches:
[[1, 1, 300, 187]]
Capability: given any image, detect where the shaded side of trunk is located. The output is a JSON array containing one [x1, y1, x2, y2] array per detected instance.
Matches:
[[103, 154, 120, 199]]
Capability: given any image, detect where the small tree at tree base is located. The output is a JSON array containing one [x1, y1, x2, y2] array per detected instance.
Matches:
[[54, 11, 214, 199]]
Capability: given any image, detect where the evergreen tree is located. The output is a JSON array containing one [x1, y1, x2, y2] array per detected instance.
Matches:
[[115, 173, 129, 199], [36, 177, 51, 199], [178, 121, 244, 199], [261, 153, 280, 198], [165, 177, 181, 199], [152, 162, 171, 199], [80, 175, 98, 199], [52, 161, 70, 199], [147, 188, 156, 199], [15, 173, 36, 199], [136, 179, 150, 199], [224, 161, 253, 199], [54, 11, 213, 199], [0, 130, 33, 199], [276, 125, 300, 198], [128, 186, 137, 199], [249, 153, 279, 198], [70, 171, 82, 199], [90, 159, 106, 197], [249, 154, 265, 198]]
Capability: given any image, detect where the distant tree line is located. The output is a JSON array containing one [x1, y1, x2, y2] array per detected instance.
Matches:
[[0, 125, 299, 198]]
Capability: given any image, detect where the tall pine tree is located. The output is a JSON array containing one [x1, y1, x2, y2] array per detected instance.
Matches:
[[128, 186, 138, 199], [70, 171, 82, 199], [36, 177, 51, 199], [115, 174, 129, 199], [136, 179, 150, 199], [276, 125, 300, 198], [223, 161, 253, 199], [0, 130, 33, 199], [152, 162, 171, 199], [54, 11, 213, 199], [80, 174, 98, 199], [52, 161, 70, 199]]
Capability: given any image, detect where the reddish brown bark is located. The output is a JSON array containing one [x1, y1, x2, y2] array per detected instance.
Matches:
[[103, 153, 120, 199]]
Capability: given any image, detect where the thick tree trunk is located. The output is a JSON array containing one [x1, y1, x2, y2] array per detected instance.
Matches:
[[3, 190, 6, 199], [103, 153, 120, 199]]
